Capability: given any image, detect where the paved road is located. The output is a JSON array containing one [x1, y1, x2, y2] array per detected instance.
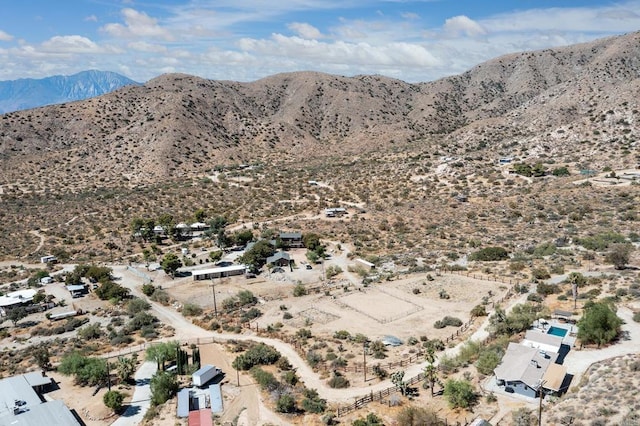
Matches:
[[110, 361, 157, 426]]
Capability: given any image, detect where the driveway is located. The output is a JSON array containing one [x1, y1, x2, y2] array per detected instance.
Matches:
[[110, 361, 157, 426]]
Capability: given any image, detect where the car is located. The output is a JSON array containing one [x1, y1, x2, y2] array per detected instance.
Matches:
[[305, 264, 313, 270]]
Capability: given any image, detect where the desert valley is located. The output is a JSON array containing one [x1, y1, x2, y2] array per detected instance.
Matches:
[[0, 30, 639, 426]]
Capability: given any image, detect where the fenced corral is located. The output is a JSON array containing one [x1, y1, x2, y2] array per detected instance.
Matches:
[[332, 287, 424, 324]]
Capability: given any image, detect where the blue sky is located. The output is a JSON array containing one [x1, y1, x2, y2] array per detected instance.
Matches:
[[0, 0, 638, 83]]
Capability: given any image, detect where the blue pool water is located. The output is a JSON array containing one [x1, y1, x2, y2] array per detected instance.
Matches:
[[548, 326, 568, 337]]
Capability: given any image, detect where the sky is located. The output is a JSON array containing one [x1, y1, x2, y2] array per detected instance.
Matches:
[[0, 0, 639, 83]]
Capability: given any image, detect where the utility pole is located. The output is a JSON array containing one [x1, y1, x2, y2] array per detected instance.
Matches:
[[210, 280, 218, 317], [106, 360, 112, 391], [363, 341, 368, 382], [536, 380, 546, 426]]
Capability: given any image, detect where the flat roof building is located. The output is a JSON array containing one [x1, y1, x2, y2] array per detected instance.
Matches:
[[192, 265, 247, 280], [0, 373, 81, 426]]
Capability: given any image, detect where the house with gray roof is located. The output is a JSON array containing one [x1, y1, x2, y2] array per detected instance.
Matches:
[[0, 372, 81, 425], [278, 232, 303, 248], [266, 251, 291, 267]]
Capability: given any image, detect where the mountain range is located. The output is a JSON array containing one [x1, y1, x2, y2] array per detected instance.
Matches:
[[0, 70, 139, 114], [0, 31, 638, 260]]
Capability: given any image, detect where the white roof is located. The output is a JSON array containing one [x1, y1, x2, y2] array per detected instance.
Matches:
[[0, 289, 37, 307], [192, 265, 246, 277], [521, 330, 563, 354], [176, 222, 190, 228]]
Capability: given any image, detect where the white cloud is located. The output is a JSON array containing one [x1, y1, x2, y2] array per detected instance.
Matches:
[[287, 22, 323, 39], [102, 8, 173, 41], [128, 41, 168, 53], [238, 33, 440, 69], [401, 12, 420, 20], [443, 15, 486, 37], [480, 3, 640, 33], [85, 15, 98, 22], [0, 30, 13, 41], [41, 36, 103, 54]]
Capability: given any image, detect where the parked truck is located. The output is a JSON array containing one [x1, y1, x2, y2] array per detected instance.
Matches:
[[192, 364, 222, 387]]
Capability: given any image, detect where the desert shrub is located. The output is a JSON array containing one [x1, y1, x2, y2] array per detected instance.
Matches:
[[327, 371, 350, 388], [293, 284, 307, 297], [531, 267, 551, 280], [537, 282, 560, 295], [181, 303, 203, 317], [333, 330, 350, 340], [301, 388, 326, 413], [150, 289, 171, 305], [475, 349, 503, 375], [77, 323, 102, 340], [396, 406, 445, 426], [276, 393, 296, 413], [527, 293, 543, 302], [103, 390, 125, 412], [306, 351, 323, 368], [281, 370, 298, 386], [283, 312, 293, 320], [250, 366, 280, 391], [469, 247, 509, 261], [434, 316, 463, 329], [141, 283, 156, 296], [232, 343, 281, 370], [127, 298, 151, 316], [470, 304, 487, 317], [444, 379, 477, 409]]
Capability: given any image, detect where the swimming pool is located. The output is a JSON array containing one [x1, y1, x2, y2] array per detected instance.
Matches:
[[547, 326, 568, 337]]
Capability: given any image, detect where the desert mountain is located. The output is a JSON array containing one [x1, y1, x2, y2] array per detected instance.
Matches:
[[0, 31, 638, 187], [0, 70, 139, 114]]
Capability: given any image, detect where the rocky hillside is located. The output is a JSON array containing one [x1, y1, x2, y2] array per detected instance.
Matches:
[[0, 31, 638, 187]]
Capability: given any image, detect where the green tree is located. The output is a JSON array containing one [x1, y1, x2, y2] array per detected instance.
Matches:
[[157, 213, 176, 238], [161, 253, 182, 277], [391, 371, 408, 396], [146, 341, 179, 370], [577, 301, 622, 347], [475, 349, 503, 376], [423, 347, 441, 397], [606, 243, 633, 270], [7, 307, 28, 326], [95, 281, 130, 301], [233, 229, 254, 247], [58, 352, 107, 386], [33, 345, 51, 370], [205, 216, 228, 247], [150, 371, 178, 405], [238, 240, 276, 271], [443, 379, 476, 409], [103, 390, 125, 412]]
